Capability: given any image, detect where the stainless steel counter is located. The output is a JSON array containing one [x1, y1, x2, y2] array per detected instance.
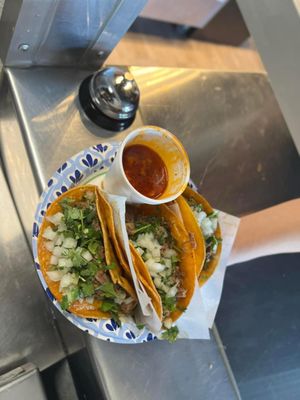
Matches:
[[0, 65, 298, 399], [0, 158, 64, 374]]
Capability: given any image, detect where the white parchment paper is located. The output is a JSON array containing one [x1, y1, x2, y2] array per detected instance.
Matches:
[[175, 211, 240, 339], [103, 193, 162, 333], [201, 211, 240, 329]]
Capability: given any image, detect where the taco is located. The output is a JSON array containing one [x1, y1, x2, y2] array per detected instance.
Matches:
[[179, 186, 222, 286], [167, 198, 206, 278], [38, 185, 137, 321], [125, 203, 196, 329]]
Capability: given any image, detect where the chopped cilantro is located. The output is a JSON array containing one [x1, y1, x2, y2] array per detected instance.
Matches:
[[60, 198, 74, 208], [80, 262, 98, 277], [100, 300, 122, 326], [133, 223, 152, 235], [88, 240, 100, 255], [171, 255, 179, 264], [131, 217, 162, 240], [85, 208, 96, 224], [111, 312, 121, 327], [162, 326, 179, 343], [80, 282, 95, 297], [102, 263, 116, 271], [66, 206, 82, 221], [97, 282, 117, 299], [63, 230, 74, 238], [67, 287, 80, 303], [136, 323, 145, 330], [161, 295, 177, 313], [60, 295, 69, 310], [100, 300, 119, 313], [67, 248, 88, 268], [208, 210, 218, 219]]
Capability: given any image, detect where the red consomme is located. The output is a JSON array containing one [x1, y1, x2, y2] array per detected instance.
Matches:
[[123, 144, 168, 199]]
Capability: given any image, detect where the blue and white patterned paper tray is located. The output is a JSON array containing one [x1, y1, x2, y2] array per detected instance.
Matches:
[[32, 143, 157, 344]]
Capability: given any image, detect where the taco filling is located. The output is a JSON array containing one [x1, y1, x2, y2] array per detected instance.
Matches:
[[187, 198, 221, 269], [41, 190, 136, 321], [126, 212, 186, 330]]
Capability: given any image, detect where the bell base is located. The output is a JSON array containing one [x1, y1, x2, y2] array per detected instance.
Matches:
[[78, 75, 135, 132]]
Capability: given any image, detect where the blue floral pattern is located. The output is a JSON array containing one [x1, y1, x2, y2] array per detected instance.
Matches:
[[81, 154, 98, 168], [32, 142, 156, 344], [69, 169, 83, 184], [93, 144, 108, 153]]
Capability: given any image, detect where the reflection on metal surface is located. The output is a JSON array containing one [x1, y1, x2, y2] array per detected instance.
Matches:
[[0, 162, 64, 373], [0, 364, 47, 400], [87, 336, 239, 400], [130, 67, 200, 100], [0, 77, 40, 242], [4, 67, 143, 190], [0, 0, 147, 68]]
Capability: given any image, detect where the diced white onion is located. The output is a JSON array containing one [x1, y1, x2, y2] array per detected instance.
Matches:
[[45, 241, 54, 252], [136, 233, 162, 254], [47, 270, 65, 282], [212, 242, 218, 254], [149, 270, 158, 278], [163, 248, 177, 258], [82, 250, 93, 262], [147, 261, 165, 273], [46, 212, 64, 226], [55, 234, 64, 246], [136, 247, 144, 256], [154, 276, 162, 289], [62, 237, 77, 249], [42, 226, 57, 241], [211, 217, 218, 232], [86, 296, 94, 304], [163, 258, 172, 269], [167, 285, 178, 298], [164, 318, 173, 330], [50, 255, 58, 265], [53, 246, 63, 257], [58, 258, 73, 268], [115, 291, 127, 304], [201, 217, 214, 238], [152, 247, 161, 261], [123, 296, 134, 305], [59, 273, 79, 292], [145, 258, 154, 268], [57, 222, 67, 232], [197, 210, 207, 224]]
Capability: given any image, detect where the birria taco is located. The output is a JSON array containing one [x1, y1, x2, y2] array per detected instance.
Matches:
[[124, 203, 196, 330], [38, 185, 137, 322], [178, 186, 222, 286]]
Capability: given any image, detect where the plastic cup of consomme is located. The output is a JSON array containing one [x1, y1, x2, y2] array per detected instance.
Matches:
[[102, 126, 190, 204]]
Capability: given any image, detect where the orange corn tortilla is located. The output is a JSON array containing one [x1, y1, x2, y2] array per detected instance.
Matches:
[[172, 196, 206, 277], [182, 186, 222, 287], [38, 185, 136, 319], [126, 203, 196, 323]]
